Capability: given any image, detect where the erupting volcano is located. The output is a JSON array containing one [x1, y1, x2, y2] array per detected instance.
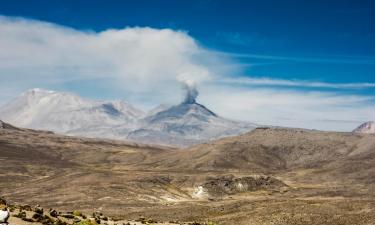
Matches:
[[0, 86, 257, 147]]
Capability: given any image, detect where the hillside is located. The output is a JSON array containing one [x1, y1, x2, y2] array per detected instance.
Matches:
[[1, 122, 375, 224]]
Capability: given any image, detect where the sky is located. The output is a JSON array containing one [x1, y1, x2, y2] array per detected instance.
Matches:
[[0, 0, 375, 131]]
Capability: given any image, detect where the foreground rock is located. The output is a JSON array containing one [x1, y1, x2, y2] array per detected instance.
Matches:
[[5, 200, 196, 225]]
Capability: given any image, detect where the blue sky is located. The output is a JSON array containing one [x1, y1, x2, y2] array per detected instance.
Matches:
[[0, 0, 375, 131]]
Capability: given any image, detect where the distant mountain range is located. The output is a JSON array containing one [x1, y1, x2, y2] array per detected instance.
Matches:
[[0, 88, 257, 147], [353, 121, 375, 134]]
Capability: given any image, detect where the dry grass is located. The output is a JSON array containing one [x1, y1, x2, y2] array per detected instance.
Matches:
[[1, 126, 375, 224]]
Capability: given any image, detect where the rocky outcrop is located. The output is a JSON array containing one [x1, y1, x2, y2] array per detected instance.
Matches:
[[201, 175, 288, 197]]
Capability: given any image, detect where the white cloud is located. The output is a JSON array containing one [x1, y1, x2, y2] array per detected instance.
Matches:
[[0, 15, 374, 132], [0, 15, 232, 105], [200, 85, 375, 131], [220, 77, 375, 89]]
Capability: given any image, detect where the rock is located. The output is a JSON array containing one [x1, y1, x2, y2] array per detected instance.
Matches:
[[60, 213, 75, 219], [34, 205, 44, 214], [0, 197, 9, 224], [55, 219, 68, 225], [92, 212, 102, 217], [32, 212, 44, 221], [22, 218, 34, 222], [49, 209, 58, 217], [100, 216, 108, 221], [0, 209, 10, 223], [15, 211, 26, 219], [20, 205, 32, 211], [40, 215, 55, 225], [0, 197, 6, 207], [73, 217, 81, 223], [189, 222, 201, 225], [92, 211, 102, 224], [8, 205, 15, 212]]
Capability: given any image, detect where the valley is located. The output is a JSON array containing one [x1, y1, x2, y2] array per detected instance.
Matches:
[[1, 121, 375, 224]]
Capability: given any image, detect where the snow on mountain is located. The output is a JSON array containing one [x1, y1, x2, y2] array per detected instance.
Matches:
[[0, 88, 144, 137], [0, 87, 257, 147], [127, 84, 257, 147], [353, 121, 375, 134], [128, 102, 256, 147], [146, 104, 172, 117]]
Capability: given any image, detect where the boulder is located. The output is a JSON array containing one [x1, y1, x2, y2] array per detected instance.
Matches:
[[49, 209, 58, 217]]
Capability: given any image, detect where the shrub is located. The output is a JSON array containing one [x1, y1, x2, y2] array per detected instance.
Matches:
[[74, 219, 99, 225], [73, 210, 83, 217]]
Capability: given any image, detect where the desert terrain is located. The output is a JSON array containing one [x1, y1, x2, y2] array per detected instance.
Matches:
[[1, 121, 375, 225]]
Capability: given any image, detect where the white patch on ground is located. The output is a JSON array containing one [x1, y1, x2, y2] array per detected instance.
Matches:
[[97, 196, 112, 201], [237, 182, 244, 191], [192, 186, 208, 199]]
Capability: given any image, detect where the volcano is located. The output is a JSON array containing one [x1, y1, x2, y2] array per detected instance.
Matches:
[[126, 81, 256, 146], [0, 88, 256, 147]]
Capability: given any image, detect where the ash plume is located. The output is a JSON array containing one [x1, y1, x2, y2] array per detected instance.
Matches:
[[182, 81, 198, 104]]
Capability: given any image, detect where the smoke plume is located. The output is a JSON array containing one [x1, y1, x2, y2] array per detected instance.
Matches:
[[182, 80, 199, 104]]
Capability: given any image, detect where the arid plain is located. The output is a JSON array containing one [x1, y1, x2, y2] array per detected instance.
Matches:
[[1, 121, 375, 225]]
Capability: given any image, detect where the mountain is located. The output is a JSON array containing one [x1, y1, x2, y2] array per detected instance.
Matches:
[[146, 104, 172, 116], [128, 102, 256, 147], [0, 88, 145, 139], [353, 121, 375, 134], [0, 88, 256, 147], [0, 119, 19, 130]]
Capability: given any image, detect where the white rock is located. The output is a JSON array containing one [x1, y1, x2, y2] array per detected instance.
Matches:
[[0, 210, 9, 223]]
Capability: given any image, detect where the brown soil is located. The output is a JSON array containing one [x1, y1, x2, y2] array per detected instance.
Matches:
[[1, 123, 375, 225]]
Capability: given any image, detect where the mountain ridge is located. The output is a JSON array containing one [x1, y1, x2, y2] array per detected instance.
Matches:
[[0, 88, 257, 147]]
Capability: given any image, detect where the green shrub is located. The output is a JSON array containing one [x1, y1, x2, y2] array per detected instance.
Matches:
[[74, 219, 98, 225], [73, 210, 83, 217]]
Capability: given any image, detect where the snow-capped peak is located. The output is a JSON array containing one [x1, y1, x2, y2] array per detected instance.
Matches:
[[147, 104, 172, 117], [0, 88, 144, 134], [0, 88, 257, 147], [353, 121, 375, 134], [106, 100, 145, 119], [128, 94, 256, 147]]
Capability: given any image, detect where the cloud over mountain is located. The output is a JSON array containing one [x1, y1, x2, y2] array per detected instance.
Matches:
[[0, 15, 231, 105], [1, 15, 375, 132]]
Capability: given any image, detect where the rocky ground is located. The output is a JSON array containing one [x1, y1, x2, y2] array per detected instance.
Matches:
[[1, 122, 375, 224], [5, 200, 188, 225]]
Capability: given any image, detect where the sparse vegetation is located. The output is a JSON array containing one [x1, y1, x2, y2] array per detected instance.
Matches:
[[73, 211, 83, 217], [74, 219, 98, 225], [2, 126, 375, 225]]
